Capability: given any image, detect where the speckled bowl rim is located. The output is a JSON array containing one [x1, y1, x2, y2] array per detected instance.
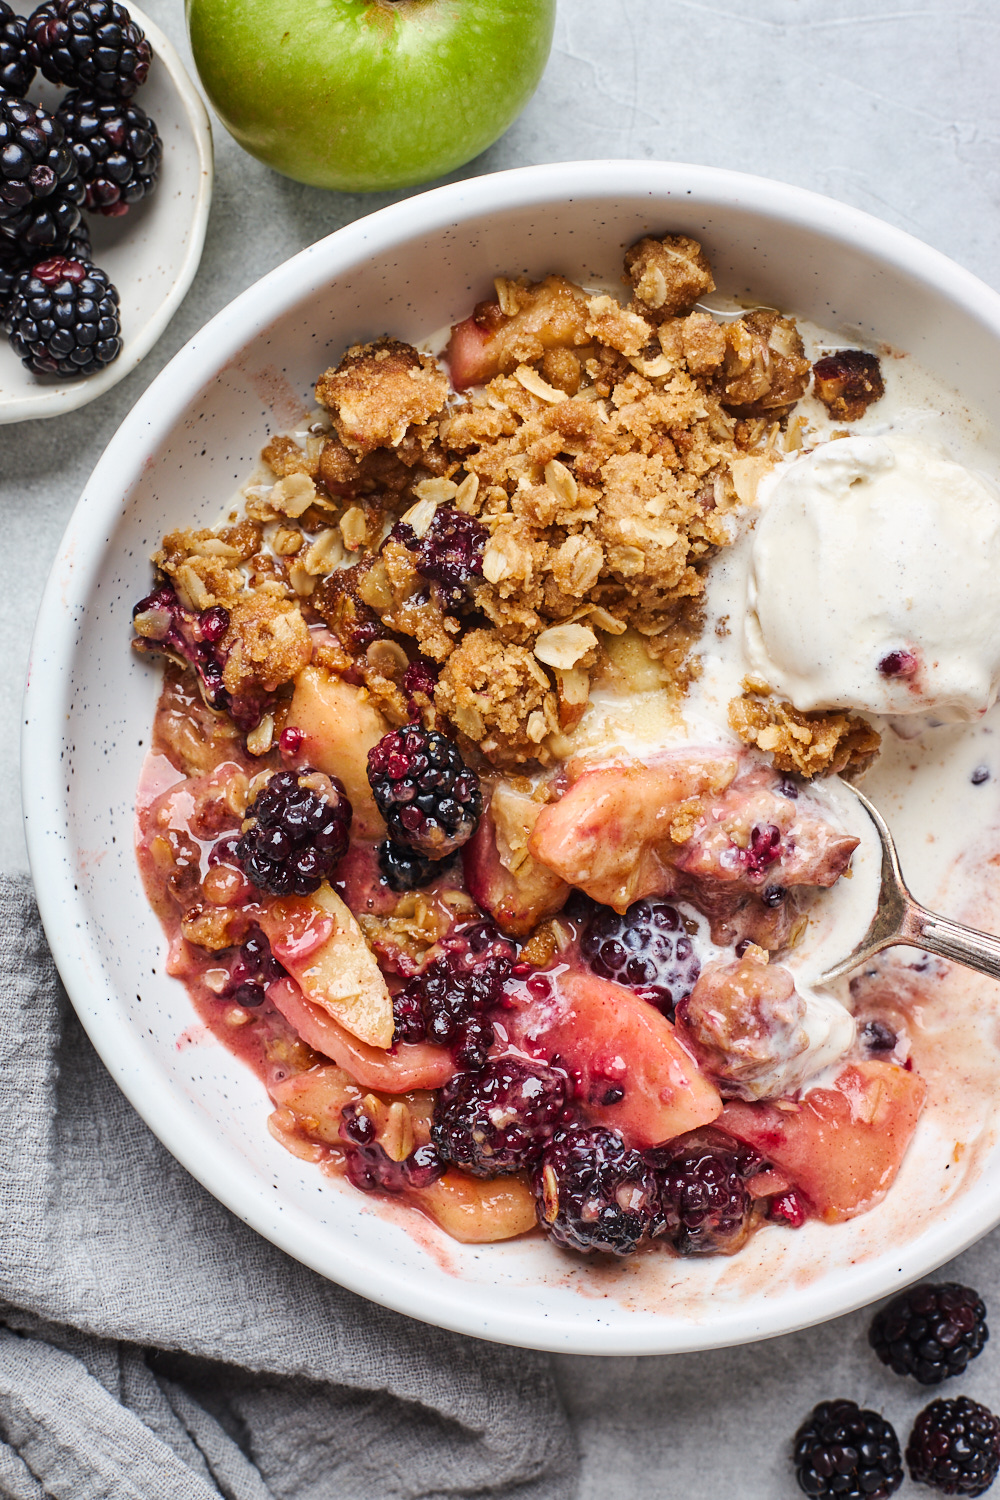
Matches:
[[0, 4, 213, 425], [23, 160, 1000, 1354]]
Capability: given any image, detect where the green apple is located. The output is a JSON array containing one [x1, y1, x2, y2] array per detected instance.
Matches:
[[186, 0, 557, 192]]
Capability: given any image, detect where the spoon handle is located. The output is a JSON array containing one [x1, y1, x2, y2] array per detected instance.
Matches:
[[910, 906, 1000, 981]]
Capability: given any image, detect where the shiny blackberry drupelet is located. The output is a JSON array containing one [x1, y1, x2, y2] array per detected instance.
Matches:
[[234, 769, 352, 897], [393, 505, 488, 606], [56, 90, 161, 215], [339, 1101, 444, 1194], [5, 254, 119, 375], [0, 3, 35, 96], [793, 1399, 904, 1500], [533, 1123, 662, 1256], [431, 1057, 569, 1177], [391, 919, 515, 1070], [579, 897, 700, 1019], [26, 0, 151, 97], [377, 838, 438, 892], [906, 1397, 1000, 1496], [223, 926, 284, 1009], [0, 96, 83, 251], [651, 1137, 752, 1255], [869, 1283, 989, 1386], [367, 724, 482, 859]]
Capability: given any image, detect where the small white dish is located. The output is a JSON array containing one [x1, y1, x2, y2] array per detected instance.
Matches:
[[22, 161, 1000, 1354], [0, 3, 212, 424]]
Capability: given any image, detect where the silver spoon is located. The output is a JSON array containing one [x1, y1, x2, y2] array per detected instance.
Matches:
[[818, 782, 1000, 984]]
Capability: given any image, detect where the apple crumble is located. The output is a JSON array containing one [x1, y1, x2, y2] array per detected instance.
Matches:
[[132, 232, 937, 1259]]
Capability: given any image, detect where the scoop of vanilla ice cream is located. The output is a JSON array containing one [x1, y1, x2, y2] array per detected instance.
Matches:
[[746, 433, 1000, 718]]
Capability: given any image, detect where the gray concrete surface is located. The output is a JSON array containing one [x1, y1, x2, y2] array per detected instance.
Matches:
[[5, 2, 1000, 1493]]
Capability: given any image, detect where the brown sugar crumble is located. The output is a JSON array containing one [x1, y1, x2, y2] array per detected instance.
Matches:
[[137, 232, 884, 777], [728, 680, 882, 779]]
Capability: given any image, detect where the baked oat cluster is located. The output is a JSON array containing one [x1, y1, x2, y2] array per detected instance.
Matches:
[[140, 232, 882, 778], [133, 234, 917, 1259]]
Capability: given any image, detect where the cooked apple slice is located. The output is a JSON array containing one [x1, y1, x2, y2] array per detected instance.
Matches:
[[720, 1059, 926, 1223], [269, 976, 454, 1092], [286, 665, 387, 836], [417, 1170, 537, 1242], [462, 786, 569, 937], [259, 881, 393, 1048], [511, 967, 722, 1148]]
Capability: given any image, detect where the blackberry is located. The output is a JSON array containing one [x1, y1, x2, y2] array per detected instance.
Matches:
[[651, 1137, 752, 1255], [393, 505, 488, 606], [367, 724, 482, 859], [223, 925, 284, 1008], [534, 1124, 662, 1256], [907, 1397, 1000, 1496], [0, 96, 83, 251], [5, 254, 120, 375], [793, 1399, 904, 1500], [56, 90, 161, 215], [870, 1283, 988, 1386], [340, 1101, 444, 1194], [431, 1057, 569, 1177], [401, 656, 438, 718], [392, 919, 515, 1069], [0, 3, 34, 96], [0, 235, 25, 313], [377, 839, 438, 893], [579, 897, 700, 1019], [26, 0, 152, 98], [234, 769, 352, 897]]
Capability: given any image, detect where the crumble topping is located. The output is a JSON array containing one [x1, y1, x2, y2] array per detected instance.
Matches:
[[728, 681, 882, 779]]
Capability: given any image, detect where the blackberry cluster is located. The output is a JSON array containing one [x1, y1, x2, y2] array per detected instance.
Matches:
[[579, 897, 700, 1018], [377, 839, 438, 893], [869, 1283, 989, 1386], [0, 95, 83, 251], [339, 1101, 444, 1194], [234, 769, 352, 897], [431, 1057, 569, 1177], [5, 252, 119, 373], [653, 1138, 752, 1255], [0, 2, 34, 95], [393, 505, 488, 606], [401, 656, 438, 719], [27, 0, 151, 96], [56, 89, 160, 215], [392, 919, 515, 1070], [793, 1400, 904, 1500], [223, 926, 284, 1010], [367, 724, 482, 859], [906, 1397, 1000, 1497], [533, 1124, 662, 1256]]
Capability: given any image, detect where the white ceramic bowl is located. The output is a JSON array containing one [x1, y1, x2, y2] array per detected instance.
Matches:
[[0, 4, 212, 424], [23, 161, 1000, 1354]]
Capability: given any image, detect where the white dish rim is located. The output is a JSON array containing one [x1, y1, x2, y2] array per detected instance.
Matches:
[[22, 158, 1000, 1354], [0, 2, 213, 425]]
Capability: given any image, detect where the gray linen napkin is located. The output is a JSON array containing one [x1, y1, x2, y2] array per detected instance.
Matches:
[[0, 874, 577, 1500]]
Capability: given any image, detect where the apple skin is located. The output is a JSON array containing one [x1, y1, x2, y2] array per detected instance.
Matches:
[[186, 0, 557, 191]]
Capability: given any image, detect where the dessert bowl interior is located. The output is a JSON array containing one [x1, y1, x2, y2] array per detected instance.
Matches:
[[23, 160, 1000, 1354]]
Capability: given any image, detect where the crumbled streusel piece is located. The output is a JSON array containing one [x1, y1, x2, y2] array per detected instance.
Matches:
[[261, 434, 319, 480], [436, 630, 556, 766], [728, 688, 882, 778], [315, 339, 449, 457], [222, 590, 313, 695], [625, 235, 715, 321], [715, 309, 810, 417]]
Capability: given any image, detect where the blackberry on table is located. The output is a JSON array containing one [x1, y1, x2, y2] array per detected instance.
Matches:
[[5, 254, 120, 376], [0, 96, 83, 251], [534, 1124, 662, 1256], [377, 838, 437, 893], [368, 723, 482, 859], [26, 0, 151, 97], [793, 1399, 904, 1500], [391, 919, 515, 1070], [56, 90, 161, 215], [579, 897, 700, 1019], [907, 1397, 1000, 1496], [431, 1056, 569, 1177], [234, 769, 352, 897], [870, 1282, 989, 1386], [0, 3, 34, 96], [651, 1136, 752, 1255]]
